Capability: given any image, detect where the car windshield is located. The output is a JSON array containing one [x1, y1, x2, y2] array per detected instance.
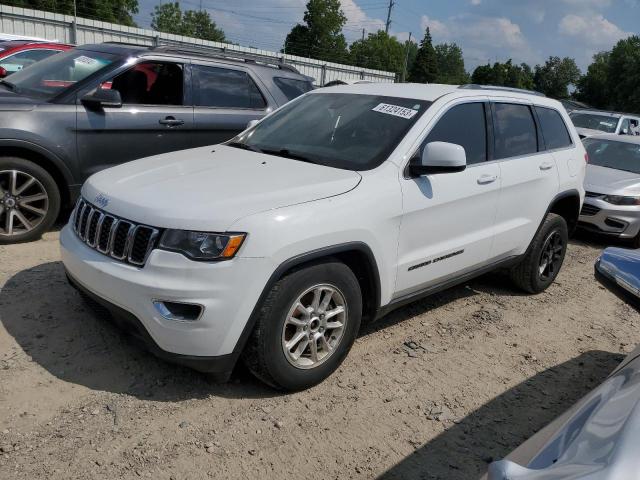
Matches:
[[230, 93, 431, 171], [570, 112, 619, 133], [1, 49, 118, 100], [583, 138, 640, 174]]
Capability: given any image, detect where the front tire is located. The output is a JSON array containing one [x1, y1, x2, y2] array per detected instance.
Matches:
[[243, 260, 362, 391], [0, 157, 60, 244], [510, 213, 568, 294]]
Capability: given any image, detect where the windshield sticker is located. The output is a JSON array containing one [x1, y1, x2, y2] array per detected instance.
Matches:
[[74, 55, 98, 65], [372, 103, 418, 119], [600, 121, 615, 127]]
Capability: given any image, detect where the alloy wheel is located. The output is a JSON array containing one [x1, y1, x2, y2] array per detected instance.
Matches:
[[538, 230, 564, 281], [0, 170, 49, 238], [281, 284, 348, 369]]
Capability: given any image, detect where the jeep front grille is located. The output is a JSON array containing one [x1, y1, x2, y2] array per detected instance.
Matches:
[[72, 199, 160, 266]]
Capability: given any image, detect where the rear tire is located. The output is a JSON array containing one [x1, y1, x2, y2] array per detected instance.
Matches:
[[0, 157, 60, 244], [510, 213, 568, 294], [243, 260, 362, 391]]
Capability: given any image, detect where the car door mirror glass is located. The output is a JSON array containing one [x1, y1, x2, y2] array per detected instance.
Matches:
[[81, 88, 122, 110], [410, 141, 467, 176]]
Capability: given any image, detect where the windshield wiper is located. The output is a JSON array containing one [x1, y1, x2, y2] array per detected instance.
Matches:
[[260, 148, 318, 164], [0, 80, 17, 92], [227, 141, 263, 154]]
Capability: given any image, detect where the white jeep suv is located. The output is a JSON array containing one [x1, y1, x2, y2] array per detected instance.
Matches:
[[60, 83, 586, 390]]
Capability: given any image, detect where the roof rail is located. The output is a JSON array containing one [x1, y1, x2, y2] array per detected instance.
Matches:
[[102, 41, 151, 48], [151, 43, 300, 73], [459, 84, 546, 97]]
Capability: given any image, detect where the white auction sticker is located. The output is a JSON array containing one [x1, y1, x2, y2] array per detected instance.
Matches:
[[372, 103, 418, 119]]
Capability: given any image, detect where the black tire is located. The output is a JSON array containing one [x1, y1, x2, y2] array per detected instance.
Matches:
[[0, 157, 60, 244], [510, 213, 568, 294], [242, 260, 362, 391]]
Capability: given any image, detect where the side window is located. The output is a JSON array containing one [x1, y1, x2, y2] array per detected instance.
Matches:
[[193, 65, 267, 109], [492, 103, 538, 159], [535, 106, 573, 150], [273, 77, 313, 101], [106, 62, 184, 106], [630, 119, 640, 136], [0, 49, 60, 73], [422, 102, 487, 165]]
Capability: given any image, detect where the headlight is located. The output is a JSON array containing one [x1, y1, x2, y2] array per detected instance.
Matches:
[[158, 230, 246, 261], [602, 195, 640, 206]]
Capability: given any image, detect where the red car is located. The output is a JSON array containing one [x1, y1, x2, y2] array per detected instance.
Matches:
[[0, 41, 73, 77]]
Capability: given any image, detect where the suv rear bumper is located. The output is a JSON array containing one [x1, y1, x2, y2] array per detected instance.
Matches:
[[66, 271, 238, 379]]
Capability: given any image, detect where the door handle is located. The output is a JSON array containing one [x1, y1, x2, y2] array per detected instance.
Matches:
[[539, 161, 554, 171], [477, 174, 498, 185], [159, 116, 184, 127]]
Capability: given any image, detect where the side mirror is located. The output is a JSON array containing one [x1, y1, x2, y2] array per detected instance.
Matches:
[[247, 119, 260, 129], [621, 129, 629, 135], [81, 88, 122, 110], [409, 141, 467, 176]]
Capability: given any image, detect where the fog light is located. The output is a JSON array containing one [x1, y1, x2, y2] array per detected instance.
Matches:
[[153, 301, 203, 321]]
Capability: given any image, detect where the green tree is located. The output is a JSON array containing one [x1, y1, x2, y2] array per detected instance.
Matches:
[[533, 56, 581, 99], [5, 0, 139, 26], [434, 43, 468, 84], [607, 35, 640, 113], [349, 31, 405, 77], [151, 2, 225, 42], [470, 60, 534, 89], [575, 52, 610, 109], [409, 27, 438, 83], [283, 0, 348, 63]]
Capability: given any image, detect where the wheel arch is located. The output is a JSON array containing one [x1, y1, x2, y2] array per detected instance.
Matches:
[[548, 189, 581, 234], [0, 140, 76, 209], [233, 242, 382, 355]]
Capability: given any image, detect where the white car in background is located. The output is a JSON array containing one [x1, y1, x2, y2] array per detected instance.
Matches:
[[60, 83, 586, 390], [570, 109, 640, 138]]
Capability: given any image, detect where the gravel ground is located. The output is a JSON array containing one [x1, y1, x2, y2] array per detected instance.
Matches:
[[0, 230, 638, 480]]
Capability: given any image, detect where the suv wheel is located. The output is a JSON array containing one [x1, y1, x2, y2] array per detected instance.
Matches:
[[510, 213, 568, 294], [0, 157, 60, 244], [243, 260, 362, 391]]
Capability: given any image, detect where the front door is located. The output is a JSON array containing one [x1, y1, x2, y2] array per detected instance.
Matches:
[[395, 101, 501, 298], [76, 60, 195, 179]]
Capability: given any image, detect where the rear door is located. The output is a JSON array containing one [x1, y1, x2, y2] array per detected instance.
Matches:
[[189, 62, 273, 147], [76, 59, 195, 178], [489, 101, 560, 259]]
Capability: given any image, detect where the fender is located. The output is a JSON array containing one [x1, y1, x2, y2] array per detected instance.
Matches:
[[0, 138, 76, 189], [232, 241, 382, 354]]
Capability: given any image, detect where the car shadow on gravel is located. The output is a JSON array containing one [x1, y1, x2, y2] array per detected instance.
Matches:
[[0, 261, 277, 401], [377, 349, 624, 480]]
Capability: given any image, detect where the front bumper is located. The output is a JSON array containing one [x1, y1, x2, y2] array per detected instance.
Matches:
[[578, 197, 640, 239], [60, 224, 272, 366]]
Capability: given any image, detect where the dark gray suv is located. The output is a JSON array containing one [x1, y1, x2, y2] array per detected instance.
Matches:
[[0, 42, 313, 243]]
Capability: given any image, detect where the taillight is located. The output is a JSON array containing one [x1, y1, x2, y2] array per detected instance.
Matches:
[[584, 152, 589, 163]]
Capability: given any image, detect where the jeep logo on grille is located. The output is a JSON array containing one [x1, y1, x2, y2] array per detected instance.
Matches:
[[95, 193, 109, 208]]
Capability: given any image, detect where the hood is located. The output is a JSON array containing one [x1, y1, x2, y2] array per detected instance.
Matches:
[[585, 164, 640, 195], [488, 353, 640, 480], [82, 145, 362, 231], [576, 127, 607, 138], [0, 86, 38, 111]]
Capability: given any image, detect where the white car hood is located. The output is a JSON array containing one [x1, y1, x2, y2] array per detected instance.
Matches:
[[82, 145, 361, 231], [576, 127, 608, 138], [585, 164, 640, 196]]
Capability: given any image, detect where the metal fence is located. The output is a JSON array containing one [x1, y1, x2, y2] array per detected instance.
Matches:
[[0, 4, 397, 85]]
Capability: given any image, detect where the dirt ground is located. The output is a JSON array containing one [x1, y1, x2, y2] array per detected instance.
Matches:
[[0, 230, 638, 480]]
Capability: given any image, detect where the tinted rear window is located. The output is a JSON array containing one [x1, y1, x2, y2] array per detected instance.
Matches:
[[535, 106, 573, 150], [423, 102, 487, 164], [193, 65, 266, 109], [493, 103, 538, 159], [273, 77, 313, 101]]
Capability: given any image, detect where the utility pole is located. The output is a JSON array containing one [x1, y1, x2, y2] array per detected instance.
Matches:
[[361, 28, 365, 41], [385, 0, 395, 34], [402, 32, 412, 82], [71, 0, 78, 44]]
